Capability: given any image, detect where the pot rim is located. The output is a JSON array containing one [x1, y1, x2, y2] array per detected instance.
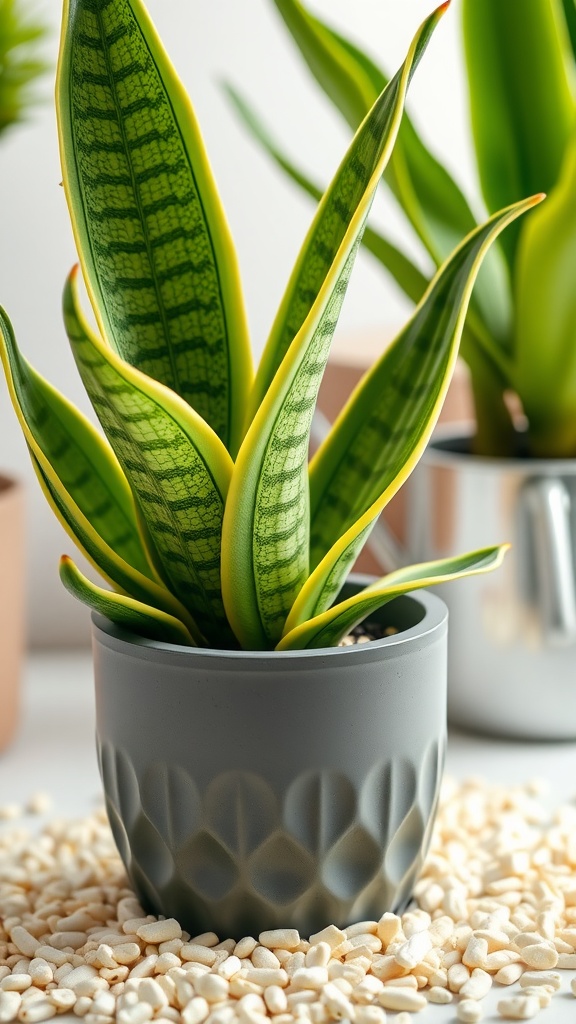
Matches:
[[427, 422, 576, 473], [92, 580, 447, 667]]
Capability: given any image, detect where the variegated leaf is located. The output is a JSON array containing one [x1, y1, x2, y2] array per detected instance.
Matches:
[[221, 6, 448, 650], [0, 303, 151, 578], [57, 0, 252, 454], [60, 555, 196, 646], [285, 195, 543, 631], [63, 268, 236, 647], [279, 546, 508, 649], [246, 5, 446, 425], [29, 445, 202, 642]]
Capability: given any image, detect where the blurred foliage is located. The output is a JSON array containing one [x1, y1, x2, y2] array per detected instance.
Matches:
[[0, 0, 47, 137]]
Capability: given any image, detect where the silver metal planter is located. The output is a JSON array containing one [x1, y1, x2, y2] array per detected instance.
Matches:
[[92, 582, 447, 938], [405, 428, 576, 739]]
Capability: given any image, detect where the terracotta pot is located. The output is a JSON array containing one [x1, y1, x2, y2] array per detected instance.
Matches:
[[0, 475, 25, 752], [316, 330, 473, 574]]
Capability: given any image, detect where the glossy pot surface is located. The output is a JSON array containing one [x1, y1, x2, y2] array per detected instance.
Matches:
[[92, 582, 447, 937], [406, 427, 576, 739]]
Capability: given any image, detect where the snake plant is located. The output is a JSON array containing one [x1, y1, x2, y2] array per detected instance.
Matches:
[[0, 0, 540, 651], [0, 0, 47, 136], [229, 0, 576, 458]]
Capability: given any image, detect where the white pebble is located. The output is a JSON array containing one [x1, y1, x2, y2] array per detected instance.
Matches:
[[9, 928, 40, 958], [194, 975, 229, 1003], [456, 999, 483, 1023], [263, 986, 287, 1014], [520, 944, 558, 969], [497, 995, 541, 1019], [378, 988, 427, 1011], [427, 986, 452, 1004], [180, 945, 217, 967], [321, 982, 354, 1020], [291, 968, 328, 991], [234, 939, 257, 960], [136, 920, 182, 944], [303, 944, 330, 969], [355, 1008, 387, 1024], [519, 970, 561, 991], [0, 992, 21, 1023], [494, 964, 524, 986], [0, 978, 31, 994], [460, 967, 492, 1000], [258, 931, 300, 952]]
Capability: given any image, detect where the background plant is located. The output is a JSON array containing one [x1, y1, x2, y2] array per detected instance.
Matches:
[[0, 0, 538, 651], [229, 0, 576, 458], [0, 0, 47, 136]]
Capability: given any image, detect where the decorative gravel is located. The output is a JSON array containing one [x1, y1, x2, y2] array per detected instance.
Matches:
[[1, 778, 576, 1022]]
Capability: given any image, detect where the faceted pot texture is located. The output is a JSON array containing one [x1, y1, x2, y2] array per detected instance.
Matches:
[[92, 581, 447, 938]]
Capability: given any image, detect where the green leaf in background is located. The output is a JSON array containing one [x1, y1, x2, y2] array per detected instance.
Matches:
[[224, 83, 430, 306], [560, 0, 576, 62], [515, 135, 576, 457], [247, 5, 444, 426], [63, 269, 236, 647], [0, 0, 48, 136], [462, 0, 575, 266], [286, 195, 543, 631], [265, 0, 513, 357], [221, 6, 448, 651], [59, 555, 196, 646], [57, 0, 253, 455], [0, 303, 152, 579], [279, 545, 508, 649]]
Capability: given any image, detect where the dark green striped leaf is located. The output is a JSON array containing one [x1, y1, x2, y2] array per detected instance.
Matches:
[[224, 83, 430, 306], [285, 195, 543, 631], [29, 445, 202, 641], [246, 6, 446, 424], [0, 303, 151, 579], [57, 0, 253, 454], [221, 6, 448, 651], [63, 268, 236, 647], [279, 546, 507, 649], [60, 555, 196, 646]]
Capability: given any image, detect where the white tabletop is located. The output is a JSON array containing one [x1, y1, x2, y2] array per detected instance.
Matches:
[[2, 652, 576, 1022]]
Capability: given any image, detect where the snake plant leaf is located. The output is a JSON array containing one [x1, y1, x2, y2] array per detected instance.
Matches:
[[63, 268, 236, 647], [221, 6, 447, 651], [285, 194, 543, 631], [57, 0, 252, 455], [515, 136, 576, 457], [0, 304, 153, 580], [224, 83, 429, 306], [462, 0, 574, 267], [247, 4, 446, 426], [279, 545, 508, 650], [268, 0, 511, 349], [59, 555, 196, 646], [29, 445, 203, 642], [560, 0, 576, 62]]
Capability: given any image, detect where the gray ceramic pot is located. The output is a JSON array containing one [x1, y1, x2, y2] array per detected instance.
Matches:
[[92, 581, 447, 938]]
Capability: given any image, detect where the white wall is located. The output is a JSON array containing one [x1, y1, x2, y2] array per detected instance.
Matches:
[[0, 0, 478, 647]]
